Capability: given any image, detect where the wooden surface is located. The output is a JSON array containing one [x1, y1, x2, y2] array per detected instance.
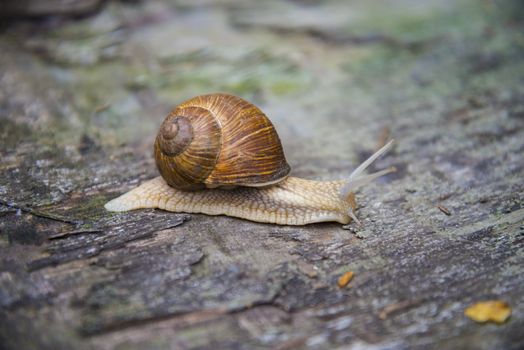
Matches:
[[1, 1, 523, 349]]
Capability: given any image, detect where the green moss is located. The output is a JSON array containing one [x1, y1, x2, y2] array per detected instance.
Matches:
[[65, 194, 112, 221], [0, 232, 9, 248], [151, 49, 312, 100], [270, 80, 304, 95], [346, 0, 486, 43], [0, 119, 35, 151], [340, 0, 524, 104]]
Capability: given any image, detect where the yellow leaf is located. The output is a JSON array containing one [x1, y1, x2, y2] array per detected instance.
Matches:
[[337, 271, 354, 288], [464, 300, 511, 324]]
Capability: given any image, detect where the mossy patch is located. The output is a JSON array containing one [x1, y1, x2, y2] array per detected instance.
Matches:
[[340, 0, 524, 102], [0, 119, 35, 151], [138, 49, 312, 101], [64, 194, 112, 221], [344, 0, 487, 43]]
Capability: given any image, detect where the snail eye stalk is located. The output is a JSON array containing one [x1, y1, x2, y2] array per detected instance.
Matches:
[[339, 140, 396, 200]]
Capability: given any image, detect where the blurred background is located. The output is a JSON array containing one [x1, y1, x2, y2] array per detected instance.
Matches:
[[2, 0, 522, 168], [1, 1, 523, 349]]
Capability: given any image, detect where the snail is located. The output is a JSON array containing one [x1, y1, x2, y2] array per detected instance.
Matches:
[[105, 93, 395, 225]]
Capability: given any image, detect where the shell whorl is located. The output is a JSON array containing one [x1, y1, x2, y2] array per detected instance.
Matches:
[[154, 93, 291, 191], [157, 116, 194, 156], [155, 106, 221, 190]]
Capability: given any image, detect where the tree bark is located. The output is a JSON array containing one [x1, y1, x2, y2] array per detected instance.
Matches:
[[1, 1, 523, 349]]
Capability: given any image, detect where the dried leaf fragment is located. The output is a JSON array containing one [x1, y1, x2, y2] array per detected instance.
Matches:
[[465, 300, 511, 324], [337, 271, 354, 288]]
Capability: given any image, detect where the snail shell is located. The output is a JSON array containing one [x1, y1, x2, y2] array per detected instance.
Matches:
[[154, 94, 291, 190]]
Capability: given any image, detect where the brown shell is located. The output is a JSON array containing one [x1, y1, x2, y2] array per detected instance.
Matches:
[[154, 93, 291, 190]]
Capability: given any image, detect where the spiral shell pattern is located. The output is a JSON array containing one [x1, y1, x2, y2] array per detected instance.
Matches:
[[154, 93, 290, 190]]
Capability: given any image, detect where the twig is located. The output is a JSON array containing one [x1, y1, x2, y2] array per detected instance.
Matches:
[[437, 204, 452, 216], [0, 199, 82, 225], [94, 103, 110, 113], [48, 229, 103, 240], [275, 337, 307, 350], [379, 299, 424, 320]]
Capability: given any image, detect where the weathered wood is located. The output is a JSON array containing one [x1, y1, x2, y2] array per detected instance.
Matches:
[[1, 1, 523, 349]]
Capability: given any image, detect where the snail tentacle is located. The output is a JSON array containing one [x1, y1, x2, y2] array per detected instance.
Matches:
[[338, 140, 395, 201], [347, 208, 362, 226]]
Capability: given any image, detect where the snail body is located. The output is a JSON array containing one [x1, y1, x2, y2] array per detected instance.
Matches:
[[105, 177, 357, 225], [105, 93, 395, 225]]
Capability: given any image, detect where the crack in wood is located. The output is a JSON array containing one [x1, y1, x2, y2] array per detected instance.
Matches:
[[0, 199, 83, 226]]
